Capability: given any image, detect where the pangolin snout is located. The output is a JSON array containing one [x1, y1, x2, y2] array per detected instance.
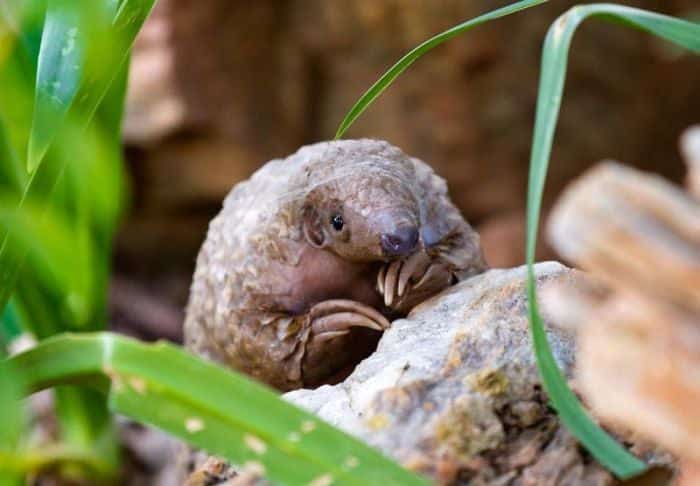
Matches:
[[380, 225, 419, 257]]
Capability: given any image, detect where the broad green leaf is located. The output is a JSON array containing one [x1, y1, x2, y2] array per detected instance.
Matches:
[[525, 4, 699, 479], [334, 0, 548, 139], [10, 332, 428, 485]]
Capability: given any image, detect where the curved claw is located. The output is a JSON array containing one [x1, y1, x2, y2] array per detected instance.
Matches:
[[414, 262, 449, 290], [384, 260, 402, 307], [397, 251, 431, 298], [312, 311, 385, 334], [309, 299, 390, 329], [377, 265, 386, 295], [312, 330, 350, 343]]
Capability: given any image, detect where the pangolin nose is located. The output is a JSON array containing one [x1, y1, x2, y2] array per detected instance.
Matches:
[[381, 226, 419, 257]]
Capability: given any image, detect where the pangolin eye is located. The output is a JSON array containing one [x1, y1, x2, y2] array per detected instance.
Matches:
[[330, 214, 344, 231]]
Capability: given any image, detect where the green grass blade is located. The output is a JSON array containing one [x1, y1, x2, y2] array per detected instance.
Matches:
[[27, 0, 85, 172], [27, 0, 155, 172], [8, 332, 428, 485], [334, 0, 548, 139], [0, 2, 148, 318], [0, 301, 22, 353], [526, 4, 699, 479], [0, 359, 26, 485], [0, 199, 95, 326]]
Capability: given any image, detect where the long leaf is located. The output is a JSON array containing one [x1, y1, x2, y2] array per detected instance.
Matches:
[[0, 359, 26, 486], [8, 332, 428, 486], [0, 301, 22, 353], [525, 4, 699, 479], [334, 0, 548, 139], [27, 0, 152, 172], [0, 0, 152, 317], [27, 0, 84, 172], [0, 199, 95, 326]]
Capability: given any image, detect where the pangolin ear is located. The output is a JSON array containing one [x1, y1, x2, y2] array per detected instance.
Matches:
[[302, 204, 327, 248]]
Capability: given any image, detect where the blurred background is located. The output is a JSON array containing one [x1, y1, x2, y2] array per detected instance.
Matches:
[[111, 0, 699, 342]]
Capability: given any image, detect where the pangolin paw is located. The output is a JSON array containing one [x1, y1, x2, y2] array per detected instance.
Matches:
[[301, 299, 391, 385], [377, 251, 454, 314], [308, 299, 390, 342]]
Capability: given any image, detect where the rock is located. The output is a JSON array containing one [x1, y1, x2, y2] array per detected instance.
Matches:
[[545, 135, 700, 484], [284, 263, 618, 484]]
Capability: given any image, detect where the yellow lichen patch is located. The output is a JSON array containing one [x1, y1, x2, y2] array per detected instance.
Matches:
[[433, 396, 504, 457], [185, 417, 205, 433], [442, 331, 467, 373], [300, 420, 316, 433], [366, 413, 390, 430], [244, 434, 268, 455], [309, 473, 333, 486], [465, 369, 509, 396]]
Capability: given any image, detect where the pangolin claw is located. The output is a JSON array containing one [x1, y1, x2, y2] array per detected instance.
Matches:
[[312, 311, 384, 333]]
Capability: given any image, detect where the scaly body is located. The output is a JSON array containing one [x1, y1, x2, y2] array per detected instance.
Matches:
[[184, 139, 487, 390]]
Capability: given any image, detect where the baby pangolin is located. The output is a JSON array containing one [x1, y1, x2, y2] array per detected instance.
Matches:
[[184, 139, 487, 390]]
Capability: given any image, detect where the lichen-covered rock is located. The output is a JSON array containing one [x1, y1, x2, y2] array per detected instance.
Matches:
[[284, 263, 626, 484]]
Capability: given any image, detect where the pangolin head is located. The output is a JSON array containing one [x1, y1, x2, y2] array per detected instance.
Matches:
[[299, 139, 424, 262]]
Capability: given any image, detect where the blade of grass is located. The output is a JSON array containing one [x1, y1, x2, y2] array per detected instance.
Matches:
[[27, 0, 153, 172], [0, 1, 152, 316], [0, 2, 146, 481], [9, 332, 428, 486], [0, 300, 22, 353], [334, 0, 548, 139], [0, 200, 95, 325], [0, 344, 114, 480], [0, 359, 26, 485], [27, 0, 85, 172], [526, 4, 699, 479], [0, 444, 115, 479]]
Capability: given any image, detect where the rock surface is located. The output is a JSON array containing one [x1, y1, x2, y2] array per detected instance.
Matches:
[[284, 263, 619, 484], [545, 129, 700, 485]]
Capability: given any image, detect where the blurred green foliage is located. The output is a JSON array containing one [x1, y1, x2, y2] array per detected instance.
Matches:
[[0, 0, 152, 480]]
